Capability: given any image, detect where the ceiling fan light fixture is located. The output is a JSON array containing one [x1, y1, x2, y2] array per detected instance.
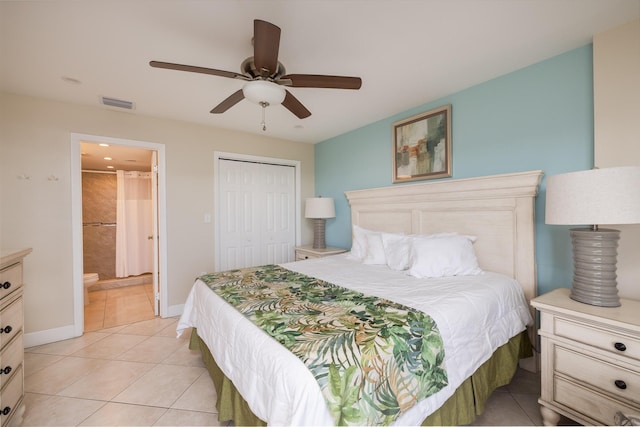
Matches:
[[242, 80, 285, 106]]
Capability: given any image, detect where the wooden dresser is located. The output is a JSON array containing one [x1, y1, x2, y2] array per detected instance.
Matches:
[[531, 288, 640, 426], [0, 248, 31, 426]]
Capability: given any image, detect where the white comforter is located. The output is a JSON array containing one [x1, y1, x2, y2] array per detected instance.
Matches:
[[177, 254, 532, 426]]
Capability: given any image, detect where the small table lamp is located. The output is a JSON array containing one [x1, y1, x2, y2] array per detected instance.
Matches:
[[545, 166, 640, 307], [305, 197, 335, 249]]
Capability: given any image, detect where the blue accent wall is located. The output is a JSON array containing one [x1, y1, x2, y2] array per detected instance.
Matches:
[[314, 45, 594, 296]]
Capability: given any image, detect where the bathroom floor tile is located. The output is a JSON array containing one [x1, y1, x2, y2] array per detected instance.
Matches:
[[84, 283, 155, 331], [103, 294, 155, 328], [108, 284, 148, 298]]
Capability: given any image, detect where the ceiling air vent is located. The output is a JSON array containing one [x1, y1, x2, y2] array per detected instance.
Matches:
[[101, 96, 135, 110]]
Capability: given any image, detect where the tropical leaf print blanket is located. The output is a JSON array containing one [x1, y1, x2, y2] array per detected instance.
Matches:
[[199, 264, 448, 426]]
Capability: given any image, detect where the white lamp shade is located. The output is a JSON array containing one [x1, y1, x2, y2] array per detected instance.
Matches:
[[546, 166, 640, 225], [242, 80, 286, 105], [305, 197, 335, 219]]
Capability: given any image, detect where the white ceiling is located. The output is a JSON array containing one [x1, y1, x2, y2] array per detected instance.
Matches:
[[2, 1, 639, 144], [80, 142, 153, 172]]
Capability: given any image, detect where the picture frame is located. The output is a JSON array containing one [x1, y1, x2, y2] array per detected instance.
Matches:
[[392, 104, 452, 183]]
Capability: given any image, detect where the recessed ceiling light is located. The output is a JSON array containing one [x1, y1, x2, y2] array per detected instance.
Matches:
[[104, 157, 112, 161], [107, 165, 115, 169], [99, 143, 109, 147]]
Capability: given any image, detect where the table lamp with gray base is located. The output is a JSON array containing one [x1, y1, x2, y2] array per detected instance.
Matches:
[[305, 197, 335, 249], [545, 166, 640, 307]]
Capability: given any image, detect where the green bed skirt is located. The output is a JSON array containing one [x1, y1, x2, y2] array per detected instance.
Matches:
[[190, 329, 532, 426]]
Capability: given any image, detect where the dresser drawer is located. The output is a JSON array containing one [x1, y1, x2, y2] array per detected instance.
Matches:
[[0, 298, 22, 351], [555, 316, 640, 362], [0, 365, 23, 426], [0, 263, 22, 301], [0, 333, 22, 391], [556, 346, 640, 405], [554, 375, 639, 426]]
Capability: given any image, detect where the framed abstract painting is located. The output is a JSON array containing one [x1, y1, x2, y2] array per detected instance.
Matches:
[[392, 104, 452, 183]]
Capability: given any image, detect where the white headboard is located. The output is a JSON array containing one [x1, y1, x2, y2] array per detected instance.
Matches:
[[344, 170, 543, 304]]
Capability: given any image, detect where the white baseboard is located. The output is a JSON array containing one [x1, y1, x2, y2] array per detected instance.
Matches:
[[24, 324, 79, 348], [24, 304, 185, 348], [166, 303, 184, 318]]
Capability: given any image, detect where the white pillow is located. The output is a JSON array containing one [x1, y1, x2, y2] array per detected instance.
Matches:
[[348, 225, 378, 261], [407, 235, 483, 278], [363, 233, 387, 265], [382, 232, 462, 271], [381, 232, 413, 270]]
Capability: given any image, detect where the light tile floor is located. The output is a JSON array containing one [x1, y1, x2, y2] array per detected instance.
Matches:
[[24, 317, 224, 426], [23, 285, 580, 426], [84, 283, 156, 332]]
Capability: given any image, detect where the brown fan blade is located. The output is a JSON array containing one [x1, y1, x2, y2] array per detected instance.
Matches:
[[253, 20, 280, 76], [282, 90, 311, 119], [281, 74, 362, 89], [150, 61, 247, 80], [210, 90, 245, 114]]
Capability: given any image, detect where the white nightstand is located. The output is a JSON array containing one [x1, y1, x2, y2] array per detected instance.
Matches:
[[531, 288, 640, 426], [294, 245, 346, 261]]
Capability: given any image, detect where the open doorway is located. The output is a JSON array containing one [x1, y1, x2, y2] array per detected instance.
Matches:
[[71, 133, 167, 336]]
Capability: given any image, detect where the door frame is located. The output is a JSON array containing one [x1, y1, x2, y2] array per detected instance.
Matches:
[[70, 133, 168, 336], [214, 151, 301, 271]]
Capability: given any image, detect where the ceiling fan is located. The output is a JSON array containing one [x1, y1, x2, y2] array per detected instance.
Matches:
[[150, 19, 362, 129]]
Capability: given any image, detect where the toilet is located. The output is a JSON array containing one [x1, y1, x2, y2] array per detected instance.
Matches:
[[83, 273, 99, 305]]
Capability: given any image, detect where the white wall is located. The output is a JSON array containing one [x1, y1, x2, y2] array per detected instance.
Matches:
[[0, 92, 315, 341], [593, 19, 640, 300]]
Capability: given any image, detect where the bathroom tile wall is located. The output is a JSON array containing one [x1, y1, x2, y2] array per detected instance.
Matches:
[[82, 172, 117, 279]]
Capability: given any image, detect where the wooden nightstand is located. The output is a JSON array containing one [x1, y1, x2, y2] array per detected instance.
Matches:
[[294, 245, 346, 261], [531, 288, 640, 426]]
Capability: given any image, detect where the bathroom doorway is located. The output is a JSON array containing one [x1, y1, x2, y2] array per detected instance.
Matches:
[[71, 133, 167, 336]]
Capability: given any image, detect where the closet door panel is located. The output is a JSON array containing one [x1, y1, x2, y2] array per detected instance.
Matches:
[[218, 159, 295, 270], [218, 160, 262, 270], [262, 163, 295, 265]]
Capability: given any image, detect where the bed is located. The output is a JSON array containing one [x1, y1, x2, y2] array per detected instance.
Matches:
[[178, 169, 543, 426]]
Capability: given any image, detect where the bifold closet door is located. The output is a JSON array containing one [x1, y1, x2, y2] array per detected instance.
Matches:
[[218, 159, 296, 270]]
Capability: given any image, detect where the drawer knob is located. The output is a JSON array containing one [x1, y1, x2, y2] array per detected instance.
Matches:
[[614, 342, 627, 352], [615, 380, 627, 390], [0, 366, 11, 375], [1, 281, 10, 290], [0, 326, 12, 334], [1, 406, 10, 416]]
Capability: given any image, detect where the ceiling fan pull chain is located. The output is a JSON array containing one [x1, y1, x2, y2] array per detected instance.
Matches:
[[260, 101, 269, 131]]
